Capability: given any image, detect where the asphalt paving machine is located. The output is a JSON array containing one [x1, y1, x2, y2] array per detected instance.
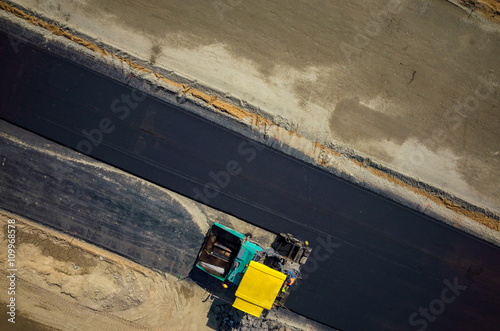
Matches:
[[195, 223, 312, 317]]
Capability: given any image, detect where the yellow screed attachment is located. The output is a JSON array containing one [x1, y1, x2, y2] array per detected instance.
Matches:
[[232, 261, 286, 317]]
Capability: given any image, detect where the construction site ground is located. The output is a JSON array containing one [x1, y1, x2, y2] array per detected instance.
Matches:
[[3, 0, 499, 219], [0, 0, 499, 330], [0, 211, 316, 331]]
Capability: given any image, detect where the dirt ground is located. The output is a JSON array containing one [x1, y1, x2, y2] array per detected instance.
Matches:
[[451, 0, 500, 24], [0, 210, 318, 331], [0, 210, 214, 330]]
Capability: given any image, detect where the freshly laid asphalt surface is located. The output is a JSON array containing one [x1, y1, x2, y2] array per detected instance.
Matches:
[[0, 119, 205, 276], [1, 32, 499, 330]]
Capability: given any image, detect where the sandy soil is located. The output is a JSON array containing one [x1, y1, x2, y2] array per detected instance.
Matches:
[[451, 0, 500, 24], [0, 210, 215, 330]]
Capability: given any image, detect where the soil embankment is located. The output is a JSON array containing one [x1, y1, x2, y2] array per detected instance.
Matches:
[[0, 211, 213, 330], [450, 0, 500, 24]]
